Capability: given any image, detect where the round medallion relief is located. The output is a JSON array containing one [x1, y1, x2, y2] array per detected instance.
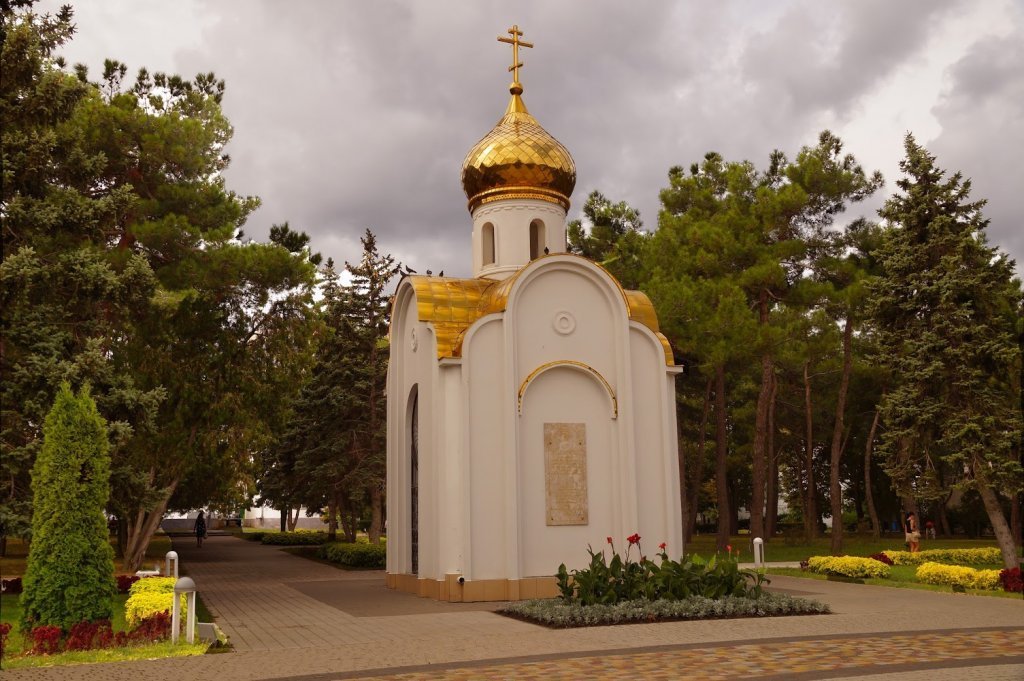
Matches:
[[410, 328, 418, 352], [552, 310, 576, 335]]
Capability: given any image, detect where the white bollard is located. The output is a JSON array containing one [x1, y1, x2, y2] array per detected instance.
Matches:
[[752, 537, 765, 569], [171, 576, 197, 644], [165, 551, 179, 578]]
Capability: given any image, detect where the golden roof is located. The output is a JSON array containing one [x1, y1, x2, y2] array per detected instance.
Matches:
[[461, 25, 576, 217], [460, 90, 577, 213], [405, 258, 673, 365]]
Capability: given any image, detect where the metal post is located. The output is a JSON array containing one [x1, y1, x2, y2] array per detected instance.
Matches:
[[753, 537, 765, 568], [186, 591, 197, 643], [171, 589, 180, 644], [172, 576, 196, 645], [166, 550, 178, 578]]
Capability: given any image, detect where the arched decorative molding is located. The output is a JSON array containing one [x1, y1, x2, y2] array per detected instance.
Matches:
[[517, 360, 617, 418]]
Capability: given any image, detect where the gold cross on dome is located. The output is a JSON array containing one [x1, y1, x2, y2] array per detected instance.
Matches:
[[498, 25, 533, 84]]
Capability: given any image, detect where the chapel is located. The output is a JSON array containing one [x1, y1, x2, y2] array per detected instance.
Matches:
[[385, 26, 683, 601]]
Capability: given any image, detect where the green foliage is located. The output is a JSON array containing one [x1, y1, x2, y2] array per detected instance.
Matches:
[[556, 539, 766, 606], [317, 542, 387, 568], [500, 592, 829, 628], [806, 556, 890, 579], [567, 190, 647, 288], [260, 531, 327, 546], [20, 384, 116, 631]]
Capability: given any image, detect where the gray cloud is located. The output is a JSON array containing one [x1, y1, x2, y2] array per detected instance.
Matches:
[[40, 0, 1024, 275]]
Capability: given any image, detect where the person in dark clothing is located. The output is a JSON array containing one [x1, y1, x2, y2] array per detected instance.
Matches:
[[194, 510, 207, 548]]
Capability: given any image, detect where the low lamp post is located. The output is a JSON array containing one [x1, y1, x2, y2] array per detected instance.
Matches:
[[171, 576, 197, 644], [165, 550, 179, 578], [752, 537, 765, 569]]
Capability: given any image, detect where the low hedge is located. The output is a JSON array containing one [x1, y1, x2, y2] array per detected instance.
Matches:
[[124, 591, 186, 629], [241, 531, 266, 542], [128, 576, 176, 596], [915, 562, 1001, 590], [882, 547, 1002, 566], [499, 592, 829, 628], [806, 556, 890, 579], [261, 531, 328, 546], [317, 542, 386, 568]]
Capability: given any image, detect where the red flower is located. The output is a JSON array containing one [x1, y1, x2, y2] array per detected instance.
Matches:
[[607, 536, 613, 545], [627, 533, 641, 545], [658, 542, 667, 550], [726, 544, 732, 552]]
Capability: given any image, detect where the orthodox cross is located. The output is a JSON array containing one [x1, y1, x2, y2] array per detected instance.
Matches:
[[498, 25, 533, 84]]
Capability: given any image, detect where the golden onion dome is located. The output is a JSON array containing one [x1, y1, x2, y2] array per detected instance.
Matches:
[[461, 82, 577, 213]]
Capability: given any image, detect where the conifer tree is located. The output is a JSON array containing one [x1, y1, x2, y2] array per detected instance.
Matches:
[[21, 383, 116, 631], [869, 134, 1023, 569]]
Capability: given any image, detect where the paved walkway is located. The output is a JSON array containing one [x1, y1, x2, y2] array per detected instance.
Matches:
[[3, 535, 1022, 680]]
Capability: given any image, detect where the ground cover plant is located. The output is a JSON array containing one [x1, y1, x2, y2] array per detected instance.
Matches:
[[260, 531, 328, 546], [501, 534, 828, 627], [317, 541, 386, 568], [0, 593, 206, 669], [806, 556, 891, 579]]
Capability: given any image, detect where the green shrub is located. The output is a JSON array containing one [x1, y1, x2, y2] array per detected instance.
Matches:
[[806, 556, 890, 579], [124, 591, 186, 629], [915, 562, 1001, 590], [261, 531, 328, 546], [882, 547, 1002, 566], [241, 532, 266, 542], [317, 542, 386, 568], [128, 577, 176, 596], [20, 384, 117, 631]]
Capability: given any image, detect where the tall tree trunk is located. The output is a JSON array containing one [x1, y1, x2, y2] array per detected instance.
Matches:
[[280, 503, 288, 532], [976, 480, 1019, 570], [686, 378, 713, 542], [123, 480, 178, 572], [938, 491, 953, 537], [339, 489, 356, 542], [287, 506, 299, 532], [750, 291, 772, 541], [1011, 492, 1021, 555], [369, 484, 384, 544], [766, 372, 779, 539], [714, 364, 730, 551], [863, 409, 882, 538], [327, 492, 338, 542], [803, 362, 817, 540], [829, 317, 854, 554]]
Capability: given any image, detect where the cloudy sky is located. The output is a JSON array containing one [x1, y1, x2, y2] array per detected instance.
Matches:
[[41, 0, 1024, 277]]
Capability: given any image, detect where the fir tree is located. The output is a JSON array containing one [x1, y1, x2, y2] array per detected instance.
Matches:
[[869, 134, 1023, 568], [21, 383, 117, 631]]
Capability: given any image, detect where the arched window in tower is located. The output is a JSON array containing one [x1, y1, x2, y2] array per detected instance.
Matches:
[[482, 222, 495, 266], [529, 219, 545, 260]]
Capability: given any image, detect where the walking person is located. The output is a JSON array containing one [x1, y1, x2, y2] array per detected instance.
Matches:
[[904, 511, 920, 553], [194, 510, 207, 548]]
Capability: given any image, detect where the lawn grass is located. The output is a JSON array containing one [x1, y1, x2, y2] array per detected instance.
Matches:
[[682, 534, 1016, 564], [0, 592, 207, 669], [766, 564, 1021, 599], [1, 534, 173, 578]]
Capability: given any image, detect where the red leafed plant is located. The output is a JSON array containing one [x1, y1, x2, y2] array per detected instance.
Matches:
[[868, 552, 894, 566], [30, 624, 63, 655], [998, 567, 1022, 593], [0, 622, 12, 658], [116, 574, 141, 594], [0, 577, 22, 594], [66, 620, 114, 651], [131, 611, 172, 642]]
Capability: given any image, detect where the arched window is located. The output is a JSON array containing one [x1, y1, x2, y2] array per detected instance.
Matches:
[[529, 219, 545, 259], [482, 222, 495, 266]]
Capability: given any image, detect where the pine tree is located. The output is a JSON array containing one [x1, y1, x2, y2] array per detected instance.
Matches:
[[21, 383, 116, 631], [869, 134, 1023, 569]]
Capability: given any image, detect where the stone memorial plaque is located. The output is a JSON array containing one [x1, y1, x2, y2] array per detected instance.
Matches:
[[544, 422, 588, 525]]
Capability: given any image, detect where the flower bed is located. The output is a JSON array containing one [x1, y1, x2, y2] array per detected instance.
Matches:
[[915, 562, 1001, 591], [806, 556, 890, 579], [317, 542, 385, 568], [500, 592, 829, 628], [882, 547, 1001, 566]]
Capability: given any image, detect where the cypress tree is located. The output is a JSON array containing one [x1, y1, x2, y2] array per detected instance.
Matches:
[[20, 383, 116, 630]]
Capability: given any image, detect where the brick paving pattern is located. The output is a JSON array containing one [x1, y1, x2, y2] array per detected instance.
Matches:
[[2, 535, 1021, 681]]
